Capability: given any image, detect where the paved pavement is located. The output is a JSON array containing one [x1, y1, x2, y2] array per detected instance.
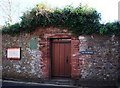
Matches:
[[2, 80, 76, 88], [1, 80, 119, 88]]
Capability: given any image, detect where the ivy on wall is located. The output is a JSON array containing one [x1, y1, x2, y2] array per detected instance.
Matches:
[[1, 4, 120, 36]]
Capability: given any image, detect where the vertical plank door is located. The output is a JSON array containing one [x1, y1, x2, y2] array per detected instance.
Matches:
[[51, 39, 71, 77]]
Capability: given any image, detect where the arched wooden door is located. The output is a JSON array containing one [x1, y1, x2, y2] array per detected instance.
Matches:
[[51, 39, 71, 77]]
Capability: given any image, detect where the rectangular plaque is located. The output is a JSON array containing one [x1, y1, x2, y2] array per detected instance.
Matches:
[[7, 48, 21, 59], [80, 51, 95, 55]]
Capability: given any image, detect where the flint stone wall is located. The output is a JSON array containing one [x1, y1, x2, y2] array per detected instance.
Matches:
[[79, 35, 120, 81], [2, 33, 44, 81], [2, 27, 120, 82]]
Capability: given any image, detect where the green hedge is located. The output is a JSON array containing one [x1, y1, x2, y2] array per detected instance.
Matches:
[[1, 4, 120, 36]]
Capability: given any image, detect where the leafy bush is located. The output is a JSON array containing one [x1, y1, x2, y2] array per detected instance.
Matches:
[[2, 23, 21, 34], [100, 22, 120, 35], [1, 4, 120, 36]]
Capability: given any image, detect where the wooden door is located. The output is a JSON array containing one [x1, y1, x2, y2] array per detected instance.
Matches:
[[51, 39, 71, 77]]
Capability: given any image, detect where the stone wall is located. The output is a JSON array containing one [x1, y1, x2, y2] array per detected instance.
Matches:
[[2, 27, 120, 82], [0, 33, 2, 79], [2, 33, 44, 81], [78, 35, 120, 81]]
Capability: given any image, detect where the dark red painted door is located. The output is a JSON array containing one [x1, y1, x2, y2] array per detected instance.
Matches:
[[51, 39, 71, 77]]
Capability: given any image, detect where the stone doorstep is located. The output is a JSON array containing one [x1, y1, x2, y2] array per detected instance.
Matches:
[[45, 78, 74, 85]]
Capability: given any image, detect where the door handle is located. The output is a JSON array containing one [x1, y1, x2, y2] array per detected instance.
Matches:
[[66, 56, 68, 64]]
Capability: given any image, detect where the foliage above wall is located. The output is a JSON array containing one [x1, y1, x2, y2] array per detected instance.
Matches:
[[1, 4, 120, 36], [100, 22, 120, 36]]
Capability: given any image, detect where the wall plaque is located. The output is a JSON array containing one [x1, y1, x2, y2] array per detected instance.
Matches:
[[7, 48, 21, 59], [80, 51, 95, 55]]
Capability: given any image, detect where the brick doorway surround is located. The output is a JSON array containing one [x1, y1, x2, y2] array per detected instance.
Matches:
[[40, 33, 80, 79]]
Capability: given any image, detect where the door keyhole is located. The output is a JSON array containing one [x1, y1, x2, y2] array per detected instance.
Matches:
[[66, 56, 68, 64]]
